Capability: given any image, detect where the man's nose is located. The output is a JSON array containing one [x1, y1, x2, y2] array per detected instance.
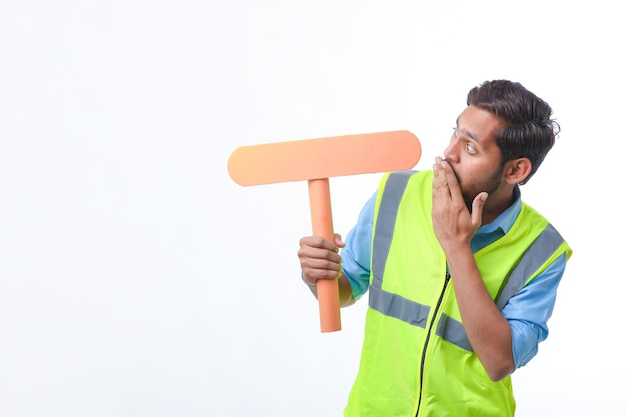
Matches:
[[443, 137, 459, 162]]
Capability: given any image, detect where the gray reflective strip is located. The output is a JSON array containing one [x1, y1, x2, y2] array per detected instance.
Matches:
[[370, 285, 430, 328], [371, 171, 415, 288], [432, 224, 566, 352], [495, 224, 565, 310], [436, 314, 473, 351], [369, 170, 430, 329]]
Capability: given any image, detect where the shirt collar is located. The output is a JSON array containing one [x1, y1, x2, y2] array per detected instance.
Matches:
[[477, 185, 522, 235]]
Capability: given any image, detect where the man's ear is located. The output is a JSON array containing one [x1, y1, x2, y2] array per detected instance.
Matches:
[[504, 158, 532, 184]]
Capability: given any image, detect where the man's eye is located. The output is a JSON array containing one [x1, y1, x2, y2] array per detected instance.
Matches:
[[466, 143, 477, 154]]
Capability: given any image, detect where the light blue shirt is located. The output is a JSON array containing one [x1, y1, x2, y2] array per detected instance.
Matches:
[[341, 185, 567, 369]]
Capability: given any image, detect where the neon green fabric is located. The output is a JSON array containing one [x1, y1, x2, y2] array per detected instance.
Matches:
[[344, 171, 572, 417]]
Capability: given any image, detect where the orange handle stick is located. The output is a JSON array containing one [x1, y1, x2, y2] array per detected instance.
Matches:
[[308, 178, 341, 332], [227, 131, 421, 332]]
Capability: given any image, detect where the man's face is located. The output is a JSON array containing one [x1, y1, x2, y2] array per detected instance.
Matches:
[[443, 105, 506, 209]]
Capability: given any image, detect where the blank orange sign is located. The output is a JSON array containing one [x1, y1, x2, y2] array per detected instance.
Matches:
[[228, 130, 421, 332]]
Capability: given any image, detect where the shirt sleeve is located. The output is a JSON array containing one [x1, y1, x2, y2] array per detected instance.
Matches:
[[341, 192, 377, 300], [504, 252, 568, 369]]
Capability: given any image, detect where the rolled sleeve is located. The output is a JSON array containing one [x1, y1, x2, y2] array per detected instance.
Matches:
[[341, 192, 376, 300], [503, 253, 567, 368]]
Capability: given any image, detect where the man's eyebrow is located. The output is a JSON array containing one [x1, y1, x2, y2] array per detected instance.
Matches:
[[455, 116, 478, 141]]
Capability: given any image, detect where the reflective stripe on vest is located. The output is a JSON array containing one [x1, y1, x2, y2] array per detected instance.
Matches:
[[369, 170, 566, 352]]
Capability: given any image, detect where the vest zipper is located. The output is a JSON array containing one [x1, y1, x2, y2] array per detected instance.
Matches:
[[415, 272, 451, 417]]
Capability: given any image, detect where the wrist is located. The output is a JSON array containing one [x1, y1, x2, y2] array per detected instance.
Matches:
[[441, 240, 472, 258]]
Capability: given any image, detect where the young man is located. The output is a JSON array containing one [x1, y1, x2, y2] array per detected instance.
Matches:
[[297, 80, 572, 416]]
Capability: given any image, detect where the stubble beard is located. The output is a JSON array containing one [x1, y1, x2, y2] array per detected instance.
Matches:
[[452, 164, 505, 212]]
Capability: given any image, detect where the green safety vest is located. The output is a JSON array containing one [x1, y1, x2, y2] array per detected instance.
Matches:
[[345, 170, 572, 417]]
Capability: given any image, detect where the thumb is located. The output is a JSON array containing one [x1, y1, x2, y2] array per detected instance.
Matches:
[[334, 233, 345, 249], [471, 192, 488, 227]]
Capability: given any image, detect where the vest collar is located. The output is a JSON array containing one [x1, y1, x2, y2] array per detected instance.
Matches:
[[477, 185, 521, 235]]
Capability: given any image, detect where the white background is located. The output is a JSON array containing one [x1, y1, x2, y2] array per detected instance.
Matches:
[[0, 1, 623, 416]]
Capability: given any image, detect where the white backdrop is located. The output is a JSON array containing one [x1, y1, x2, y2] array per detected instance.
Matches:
[[1, 1, 623, 416]]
